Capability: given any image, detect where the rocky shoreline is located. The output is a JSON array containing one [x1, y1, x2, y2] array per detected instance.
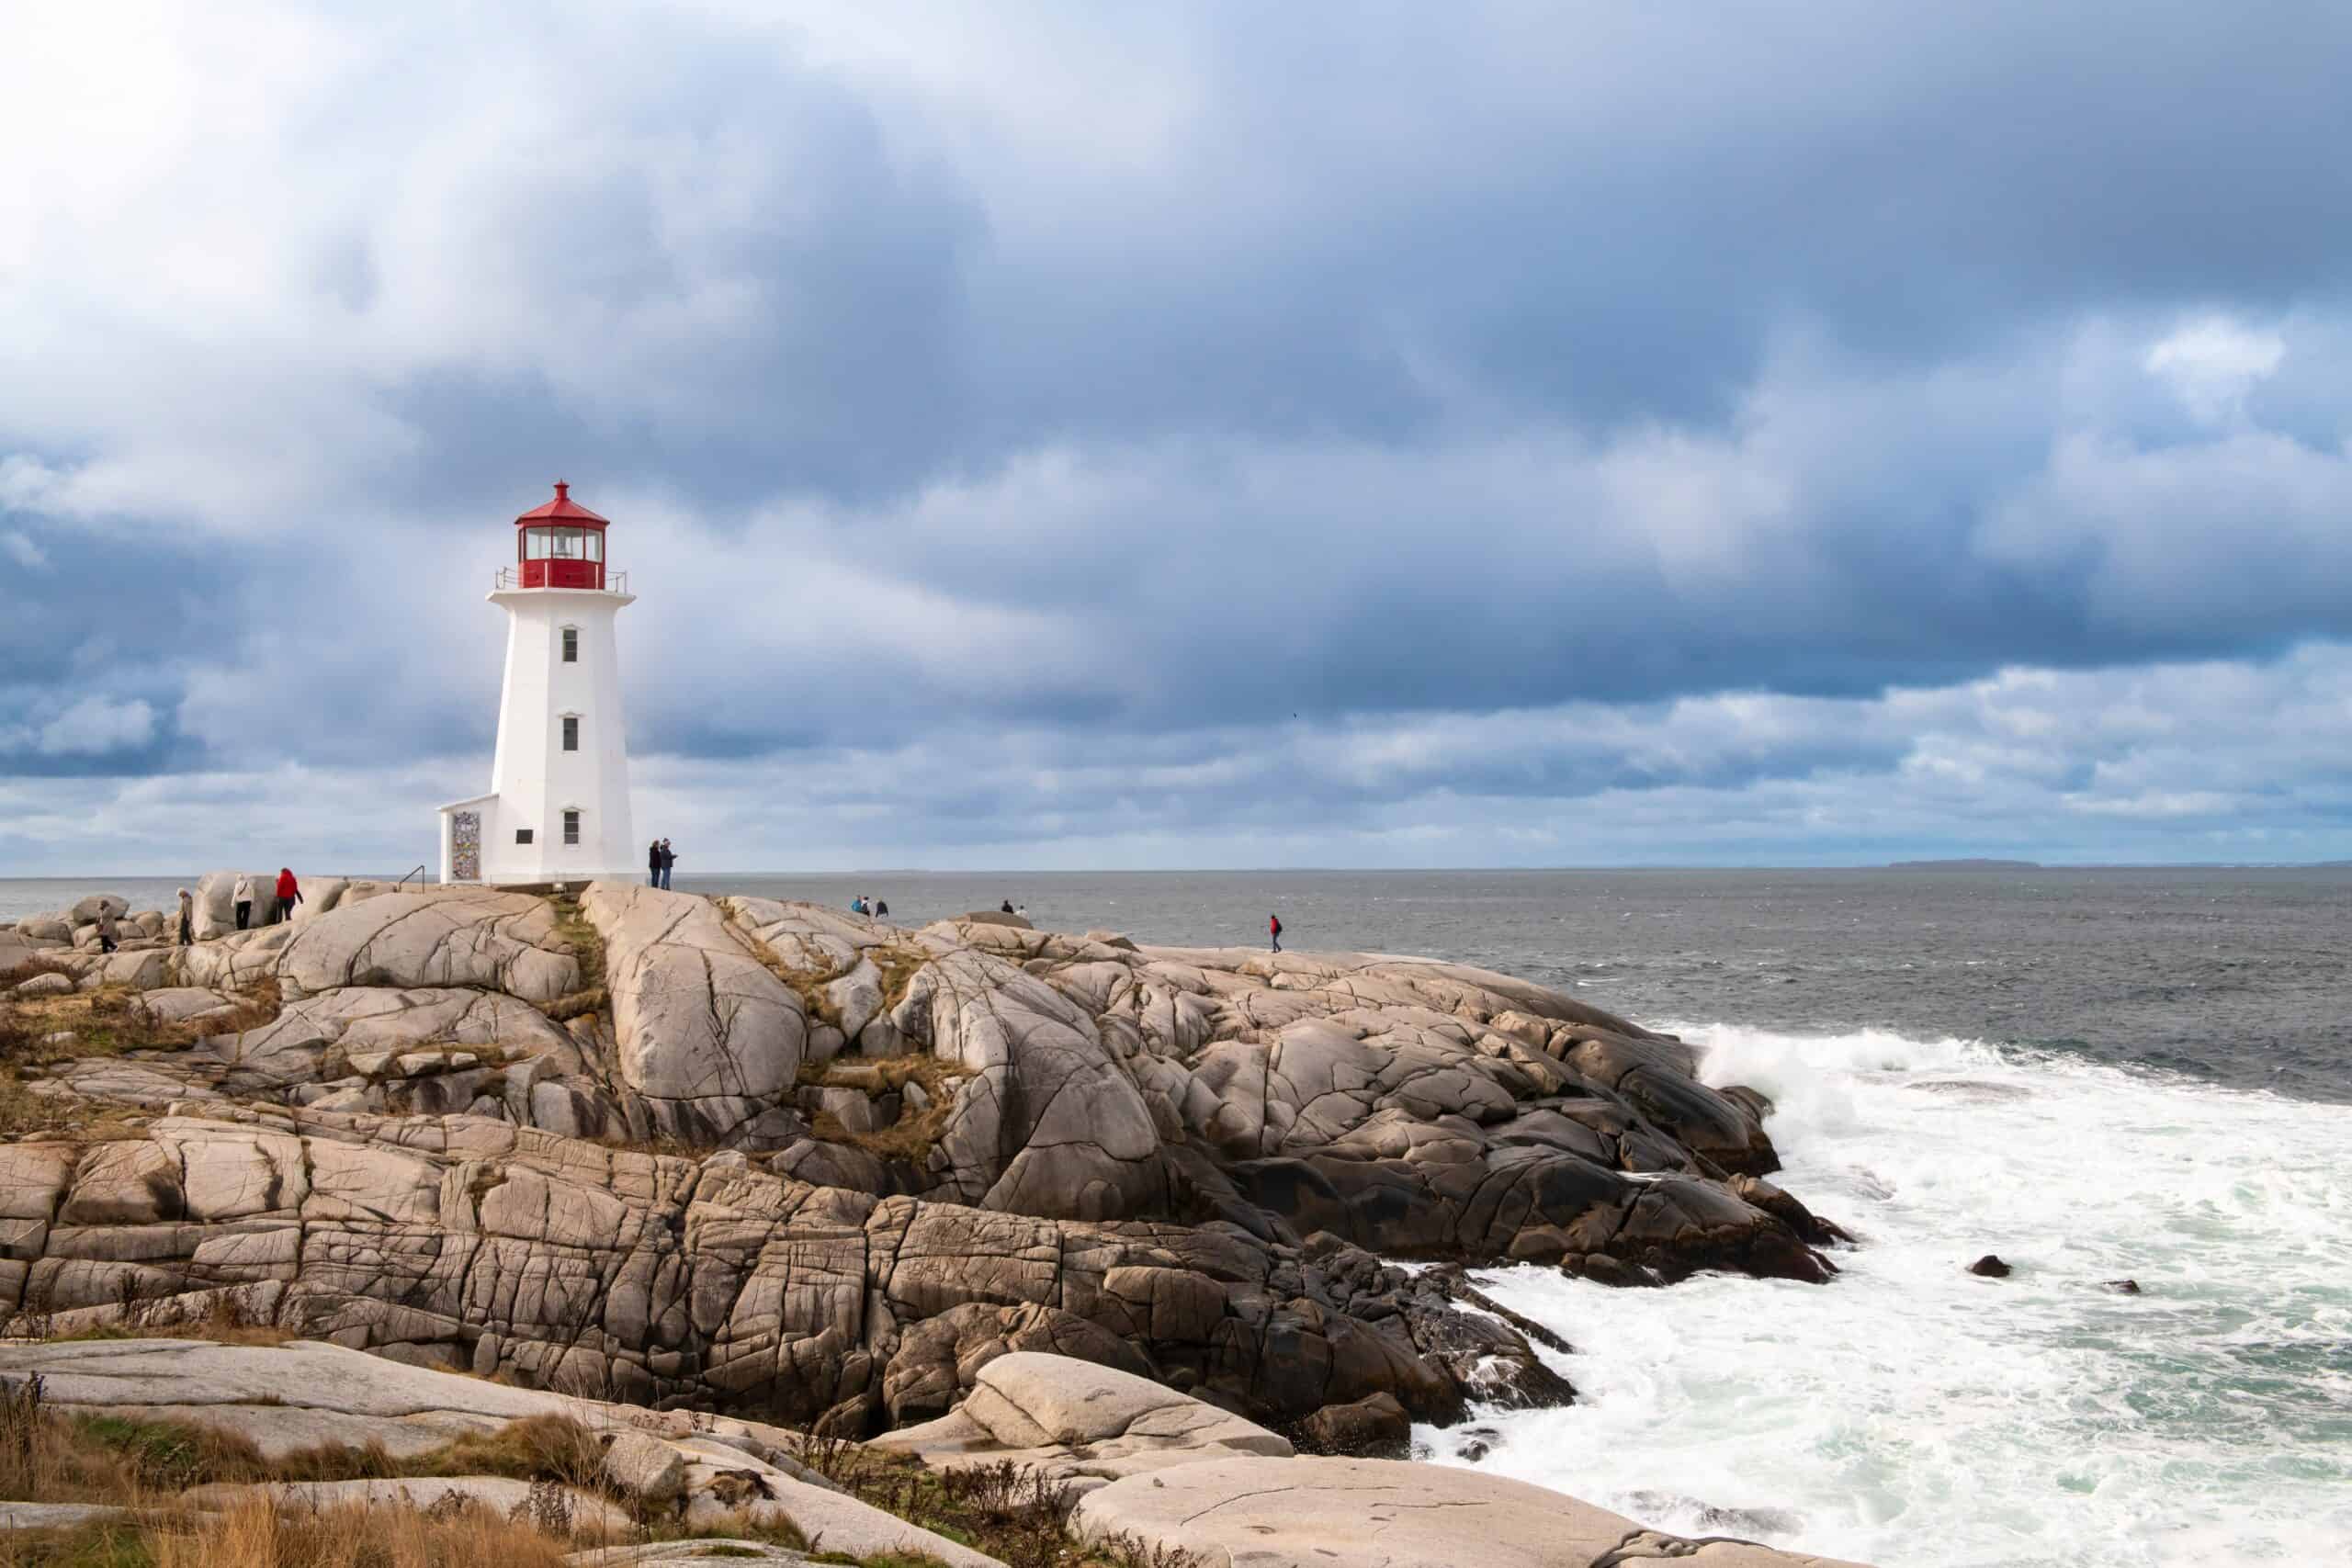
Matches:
[[0, 879, 1869, 1565]]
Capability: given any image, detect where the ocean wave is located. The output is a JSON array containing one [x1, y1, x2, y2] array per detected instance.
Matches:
[[1424, 1021, 2352, 1566]]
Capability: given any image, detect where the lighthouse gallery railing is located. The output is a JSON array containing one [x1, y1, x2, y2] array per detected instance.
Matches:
[[492, 567, 629, 594]]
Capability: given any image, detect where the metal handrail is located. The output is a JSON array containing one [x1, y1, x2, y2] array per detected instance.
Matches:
[[492, 567, 630, 593], [396, 863, 428, 890]]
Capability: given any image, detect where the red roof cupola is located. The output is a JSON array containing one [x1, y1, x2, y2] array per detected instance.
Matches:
[[512, 479, 612, 590], [515, 479, 611, 525]]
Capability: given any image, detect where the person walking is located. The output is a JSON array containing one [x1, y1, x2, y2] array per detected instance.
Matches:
[[96, 904, 119, 954], [1268, 912, 1283, 953], [874, 898, 888, 919], [648, 840, 662, 888], [176, 888, 194, 946], [658, 840, 676, 890], [274, 868, 302, 925], [232, 873, 255, 931]]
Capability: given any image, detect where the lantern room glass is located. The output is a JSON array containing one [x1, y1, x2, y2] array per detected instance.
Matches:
[[522, 527, 603, 562]]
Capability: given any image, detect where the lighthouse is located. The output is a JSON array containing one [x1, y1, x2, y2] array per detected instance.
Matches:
[[436, 482, 638, 885]]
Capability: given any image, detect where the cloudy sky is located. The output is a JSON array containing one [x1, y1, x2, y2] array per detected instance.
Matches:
[[6, 1, 2352, 873]]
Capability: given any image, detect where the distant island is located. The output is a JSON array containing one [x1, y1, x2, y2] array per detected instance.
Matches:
[[1887, 858, 2043, 870]]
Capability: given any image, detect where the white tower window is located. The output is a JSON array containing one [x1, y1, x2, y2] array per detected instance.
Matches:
[[562, 809, 582, 845], [561, 626, 578, 662], [562, 715, 580, 751]]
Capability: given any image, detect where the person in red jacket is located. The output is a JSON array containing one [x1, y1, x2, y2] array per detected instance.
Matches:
[[1269, 912, 1283, 953], [274, 867, 302, 926]]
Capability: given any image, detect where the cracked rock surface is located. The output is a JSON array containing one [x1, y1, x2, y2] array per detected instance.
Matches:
[[1070, 1453, 1874, 1568], [6, 878, 1845, 1441]]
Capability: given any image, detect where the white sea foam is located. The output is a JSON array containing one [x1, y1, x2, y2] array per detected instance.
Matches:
[[1421, 1024, 2352, 1566]]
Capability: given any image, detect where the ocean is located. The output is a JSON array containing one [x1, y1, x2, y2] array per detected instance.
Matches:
[[6, 866, 2346, 1562]]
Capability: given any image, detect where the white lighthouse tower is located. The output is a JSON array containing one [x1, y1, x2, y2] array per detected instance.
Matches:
[[437, 482, 638, 886]]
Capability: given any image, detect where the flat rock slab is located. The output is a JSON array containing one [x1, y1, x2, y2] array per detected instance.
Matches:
[[0, 1337, 767, 1460], [0, 1501, 141, 1532], [876, 1349, 1291, 1485], [1072, 1456, 1874, 1568], [569, 1547, 816, 1566]]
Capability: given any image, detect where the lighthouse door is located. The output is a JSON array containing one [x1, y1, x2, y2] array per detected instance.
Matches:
[[450, 811, 481, 881]]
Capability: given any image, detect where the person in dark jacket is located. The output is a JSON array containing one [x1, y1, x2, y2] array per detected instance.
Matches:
[[274, 868, 301, 925], [659, 840, 676, 889], [1269, 913, 1283, 953], [176, 888, 194, 946], [648, 840, 662, 887], [96, 905, 119, 954], [874, 898, 888, 919], [1001, 899, 1015, 914]]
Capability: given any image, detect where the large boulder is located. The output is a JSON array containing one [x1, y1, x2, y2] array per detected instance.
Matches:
[[581, 882, 806, 1144], [1073, 1454, 1874, 1568], [894, 945, 1169, 1221], [873, 1350, 1291, 1487], [67, 894, 129, 925], [192, 871, 283, 941], [266, 888, 579, 1002]]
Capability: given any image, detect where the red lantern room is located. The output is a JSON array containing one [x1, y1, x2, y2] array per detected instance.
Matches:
[[514, 480, 612, 590]]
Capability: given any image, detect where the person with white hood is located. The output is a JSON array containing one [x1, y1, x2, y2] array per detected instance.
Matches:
[[232, 874, 255, 931]]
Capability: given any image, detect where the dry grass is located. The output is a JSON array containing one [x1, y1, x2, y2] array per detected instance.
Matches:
[[148, 1495, 580, 1568], [797, 1054, 970, 1167], [783, 1435, 1204, 1568], [867, 945, 930, 1015], [0, 955, 80, 990], [0, 1076, 150, 1145], [0, 979, 281, 1066], [540, 895, 608, 1021]]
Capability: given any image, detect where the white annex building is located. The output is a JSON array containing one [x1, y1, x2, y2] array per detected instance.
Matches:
[[437, 482, 638, 885]]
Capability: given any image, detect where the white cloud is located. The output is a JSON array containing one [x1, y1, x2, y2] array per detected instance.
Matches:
[[0, 529, 45, 569], [2144, 315, 2286, 424], [32, 697, 156, 756]]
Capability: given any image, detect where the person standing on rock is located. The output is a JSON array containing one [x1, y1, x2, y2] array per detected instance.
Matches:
[[1001, 899, 1014, 914], [874, 897, 888, 919], [175, 888, 194, 946], [96, 904, 119, 953], [659, 840, 676, 889], [1269, 912, 1283, 953], [233, 873, 255, 931], [648, 839, 662, 888], [274, 868, 301, 925]]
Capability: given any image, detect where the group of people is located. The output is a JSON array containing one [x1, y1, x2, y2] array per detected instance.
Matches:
[[647, 839, 678, 888], [848, 895, 889, 918], [109, 869, 303, 954]]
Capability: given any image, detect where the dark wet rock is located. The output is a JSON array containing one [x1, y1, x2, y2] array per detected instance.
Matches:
[[1969, 1254, 2013, 1278], [1453, 1424, 1502, 1463], [2103, 1278, 2143, 1294], [1297, 1391, 1410, 1458]]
